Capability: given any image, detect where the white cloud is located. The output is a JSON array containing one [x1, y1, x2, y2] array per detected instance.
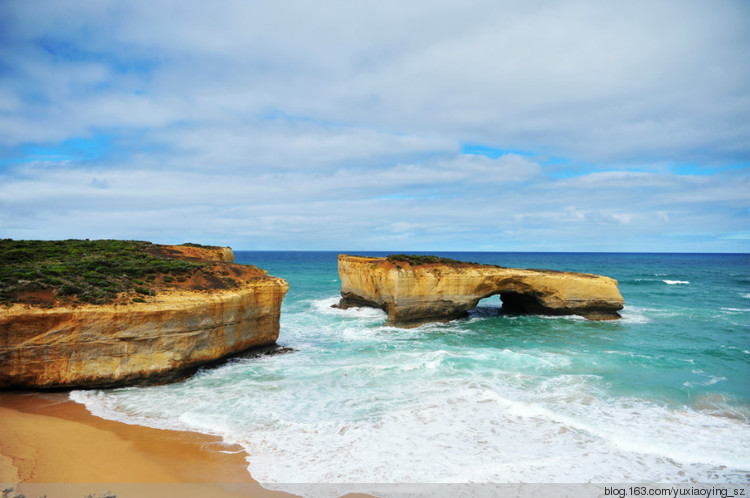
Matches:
[[3, 1, 749, 160], [0, 0, 748, 251], [2, 152, 747, 251]]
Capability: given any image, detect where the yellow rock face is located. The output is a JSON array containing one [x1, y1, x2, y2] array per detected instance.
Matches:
[[0, 256, 288, 389], [158, 244, 235, 263], [337, 255, 624, 326]]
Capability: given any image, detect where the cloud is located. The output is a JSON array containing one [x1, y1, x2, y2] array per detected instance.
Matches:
[[2, 152, 747, 251], [0, 0, 748, 251], [4, 1, 749, 161]]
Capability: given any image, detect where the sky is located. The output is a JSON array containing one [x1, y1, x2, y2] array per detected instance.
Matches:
[[1, 0, 749, 252]]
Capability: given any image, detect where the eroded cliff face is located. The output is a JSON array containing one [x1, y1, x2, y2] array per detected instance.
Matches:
[[0, 246, 288, 389], [155, 244, 235, 263], [337, 255, 624, 327]]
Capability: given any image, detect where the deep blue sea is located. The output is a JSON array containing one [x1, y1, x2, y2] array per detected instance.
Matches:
[[72, 252, 750, 488]]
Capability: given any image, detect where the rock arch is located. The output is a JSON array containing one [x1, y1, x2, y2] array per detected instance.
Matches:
[[336, 255, 624, 327]]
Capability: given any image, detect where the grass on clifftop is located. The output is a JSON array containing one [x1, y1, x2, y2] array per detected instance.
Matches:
[[386, 254, 501, 267], [386, 254, 465, 265], [180, 242, 223, 249], [0, 239, 207, 306]]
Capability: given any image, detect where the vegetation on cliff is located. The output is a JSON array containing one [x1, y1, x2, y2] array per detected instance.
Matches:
[[180, 242, 222, 249], [386, 254, 502, 268], [0, 239, 246, 307]]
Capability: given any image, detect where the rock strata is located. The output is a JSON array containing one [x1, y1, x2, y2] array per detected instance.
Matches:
[[336, 255, 624, 327], [0, 245, 288, 389]]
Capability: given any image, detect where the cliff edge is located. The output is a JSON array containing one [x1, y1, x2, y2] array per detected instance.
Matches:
[[337, 255, 624, 327], [0, 241, 288, 389]]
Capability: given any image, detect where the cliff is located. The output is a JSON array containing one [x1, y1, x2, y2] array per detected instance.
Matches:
[[156, 244, 235, 263], [0, 242, 288, 389], [337, 255, 624, 327]]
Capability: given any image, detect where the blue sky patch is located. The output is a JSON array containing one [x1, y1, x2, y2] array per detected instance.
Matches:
[[0, 133, 112, 167], [460, 144, 536, 159], [36, 37, 157, 76]]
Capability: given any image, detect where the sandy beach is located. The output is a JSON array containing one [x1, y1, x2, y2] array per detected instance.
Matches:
[[0, 391, 292, 498]]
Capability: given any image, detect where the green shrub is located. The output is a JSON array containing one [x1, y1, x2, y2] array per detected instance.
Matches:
[[385, 254, 498, 268], [58, 284, 82, 296], [387, 254, 465, 266], [43, 276, 64, 286], [182, 242, 219, 248], [0, 239, 207, 305]]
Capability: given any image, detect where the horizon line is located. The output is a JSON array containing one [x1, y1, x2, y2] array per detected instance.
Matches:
[[232, 249, 750, 255]]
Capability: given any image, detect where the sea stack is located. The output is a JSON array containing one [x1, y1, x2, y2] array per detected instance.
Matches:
[[0, 241, 289, 389], [336, 254, 624, 327]]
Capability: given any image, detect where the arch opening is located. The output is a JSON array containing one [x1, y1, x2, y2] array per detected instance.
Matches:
[[469, 294, 504, 318], [499, 291, 551, 315]]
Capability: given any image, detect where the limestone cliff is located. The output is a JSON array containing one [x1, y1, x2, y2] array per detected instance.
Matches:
[[337, 255, 624, 326], [156, 244, 235, 263], [0, 245, 288, 389]]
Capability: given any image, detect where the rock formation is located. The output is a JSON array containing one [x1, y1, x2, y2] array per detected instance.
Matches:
[[336, 255, 624, 327], [156, 244, 235, 263], [0, 245, 288, 389]]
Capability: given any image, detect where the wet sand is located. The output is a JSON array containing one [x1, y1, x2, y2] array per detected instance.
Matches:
[[0, 391, 293, 497]]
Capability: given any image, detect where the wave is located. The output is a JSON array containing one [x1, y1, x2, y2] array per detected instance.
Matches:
[[309, 296, 386, 320], [664, 280, 690, 285], [70, 356, 750, 488], [623, 278, 660, 286], [618, 306, 651, 324]]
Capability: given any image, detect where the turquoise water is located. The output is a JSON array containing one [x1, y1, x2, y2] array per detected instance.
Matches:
[[72, 252, 750, 486]]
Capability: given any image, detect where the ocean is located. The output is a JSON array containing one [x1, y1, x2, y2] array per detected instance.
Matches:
[[71, 252, 750, 491]]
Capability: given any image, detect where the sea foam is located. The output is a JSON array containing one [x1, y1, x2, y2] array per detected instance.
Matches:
[[70, 307, 750, 487], [71, 358, 750, 489]]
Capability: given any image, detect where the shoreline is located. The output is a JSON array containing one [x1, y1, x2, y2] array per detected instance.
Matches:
[[0, 391, 293, 497]]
